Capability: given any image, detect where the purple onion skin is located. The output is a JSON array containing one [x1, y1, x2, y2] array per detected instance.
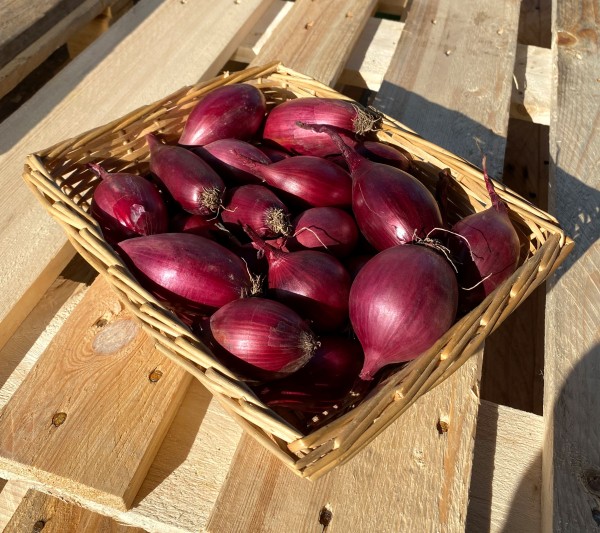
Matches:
[[350, 245, 458, 380], [179, 84, 266, 146], [259, 145, 292, 162], [210, 298, 319, 375], [170, 212, 218, 238], [221, 185, 292, 239], [263, 97, 378, 157], [89, 164, 168, 244], [450, 162, 520, 312], [193, 139, 271, 184], [290, 207, 359, 257], [257, 336, 364, 412], [147, 134, 224, 216], [249, 231, 352, 332], [357, 141, 413, 172], [234, 155, 352, 209], [307, 125, 442, 250], [118, 233, 252, 315]]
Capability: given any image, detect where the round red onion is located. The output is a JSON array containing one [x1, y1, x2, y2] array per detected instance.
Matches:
[[193, 139, 271, 184], [179, 83, 266, 146], [210, 297, 319, 375], [350, 245, 458, 380], [257, 336, 364, 412], [118, 233, 253, 315], [248, 228, 351, 332], [450, 158, 520, 312], [147, 134, 224, 216], [263, 97, 380, 156], [89, 163, 168, 244], [221, 185, 292, 239], [290, 207, 358, 257]]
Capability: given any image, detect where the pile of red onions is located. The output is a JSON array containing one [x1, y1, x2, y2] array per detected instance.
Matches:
[[86, 84, 521, 427]]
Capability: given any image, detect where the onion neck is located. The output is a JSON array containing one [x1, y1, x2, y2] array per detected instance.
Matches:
[[482, 156, 508, 215]]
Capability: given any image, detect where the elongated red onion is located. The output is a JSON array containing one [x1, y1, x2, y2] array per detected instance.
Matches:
[[179, 83, 266, 146], [357, 141, 413, 172], [221, 185, 292, 238], [193, 139, 271, 184], [303, 124, 442, 250], [350, 245, 458, 380], [170, 212, 219, 238], [257, 337, 364, 412], [450, 158, 520, 311], [259, 145, 292, 162], [263, 97, 380, 156], [248, 227, 351, 332], [118, 233, 253, 315], [289, 207, 358, 257], [232, 153, 352, 208], [147, 134, 224, 216], [89, 163, 167, 244], [210, 297, 319, 375]]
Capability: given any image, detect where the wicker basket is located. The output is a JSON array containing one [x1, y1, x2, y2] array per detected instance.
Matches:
[[23, 62, 573, 480]]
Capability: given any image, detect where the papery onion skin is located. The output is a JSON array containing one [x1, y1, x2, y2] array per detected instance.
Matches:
[[257, 336, 364, 412], [248, 228, 352, 332], [210, 297, 319, 375], [89, 163, 168, 244], [290, 207, 359, 257], [193, 139, 271, 184], [179, 83, 266, 146], [357, 141, 413, 172], [450, 159, 521, 312], [263, 97, 380, 157], [221, 185, 292, 239], [350, 245, 458, 380], [118, 233, 252, 315], [232, 154, 352, 209], [147, 133, 224, 216]]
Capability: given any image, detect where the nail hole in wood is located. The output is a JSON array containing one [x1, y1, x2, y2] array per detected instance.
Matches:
[[52, 412, 67, 427], [149, 369, 163, 383], [592, 509, 600, 526], [319, 504, 333, 531], [94, 318, 108, 328], [585, 470, 600, 496], [32, 520, 46, 532], [437, 417, 449, 434]]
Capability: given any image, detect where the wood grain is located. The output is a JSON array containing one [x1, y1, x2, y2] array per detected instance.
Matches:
[[467, 401, 543, 532], [4, 488, 147, 532], [0, 0, 275, 353], [0, 277, 191, 510], [0, 480, 30, 530], [250, 0, 379, 86], [208, 359, 482, 533], [542, 1, 600, 531]]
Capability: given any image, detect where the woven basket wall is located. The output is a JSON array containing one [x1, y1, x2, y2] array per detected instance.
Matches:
[[23, 62, 573, 480]]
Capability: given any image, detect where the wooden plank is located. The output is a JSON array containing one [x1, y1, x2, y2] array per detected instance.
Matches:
[[249, 0, 379, 86], [0, 0, 114, 99], [466, 401, 543, 532], [4, 489, 147, 533], [0, 0, 276, 353], [542, 1, 600, 531], [208, 359, 480, 533], [510, 44, 552, 126], [0, 276, 191, 510], [0, 480, 30, 530]]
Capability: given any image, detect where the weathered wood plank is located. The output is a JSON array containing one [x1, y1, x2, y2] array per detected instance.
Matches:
[[249, 0, 379, 86], [0, 480, 30, 531], [0, 277, 191, 510], [0, 0, 276, 353], [466, 401, 543, 532], [4, 488, 147, 533], [542, 1, 600, 531]]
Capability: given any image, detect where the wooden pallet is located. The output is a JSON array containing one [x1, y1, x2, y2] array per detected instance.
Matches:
[[0, 0, 596, 531]]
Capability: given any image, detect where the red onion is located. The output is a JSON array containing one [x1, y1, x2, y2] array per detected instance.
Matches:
[[210, 297, 319, 375], [289, 207, 358, 257], [257, 337, 364, 412], [350, 245, 458, 380], [248, 227, 351, 332], [179, 83, 266, 146], [221, 185, 292, 239], [357, 141, 413, 172], [303, 124, 443, 250], [259, 145, 292, 162], [118, 233, 254, 315], [89, 163, 168, 244], [170, 212, 219, 238], [147, 134, 224, 216], [193, 139, 271, 184], [232, 153, 352, 208], [450, 158, 520, 311], [263, 97, 380, 156]]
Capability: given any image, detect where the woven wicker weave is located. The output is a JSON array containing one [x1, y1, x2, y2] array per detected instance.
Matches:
[[23, 62, 573, 480]]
